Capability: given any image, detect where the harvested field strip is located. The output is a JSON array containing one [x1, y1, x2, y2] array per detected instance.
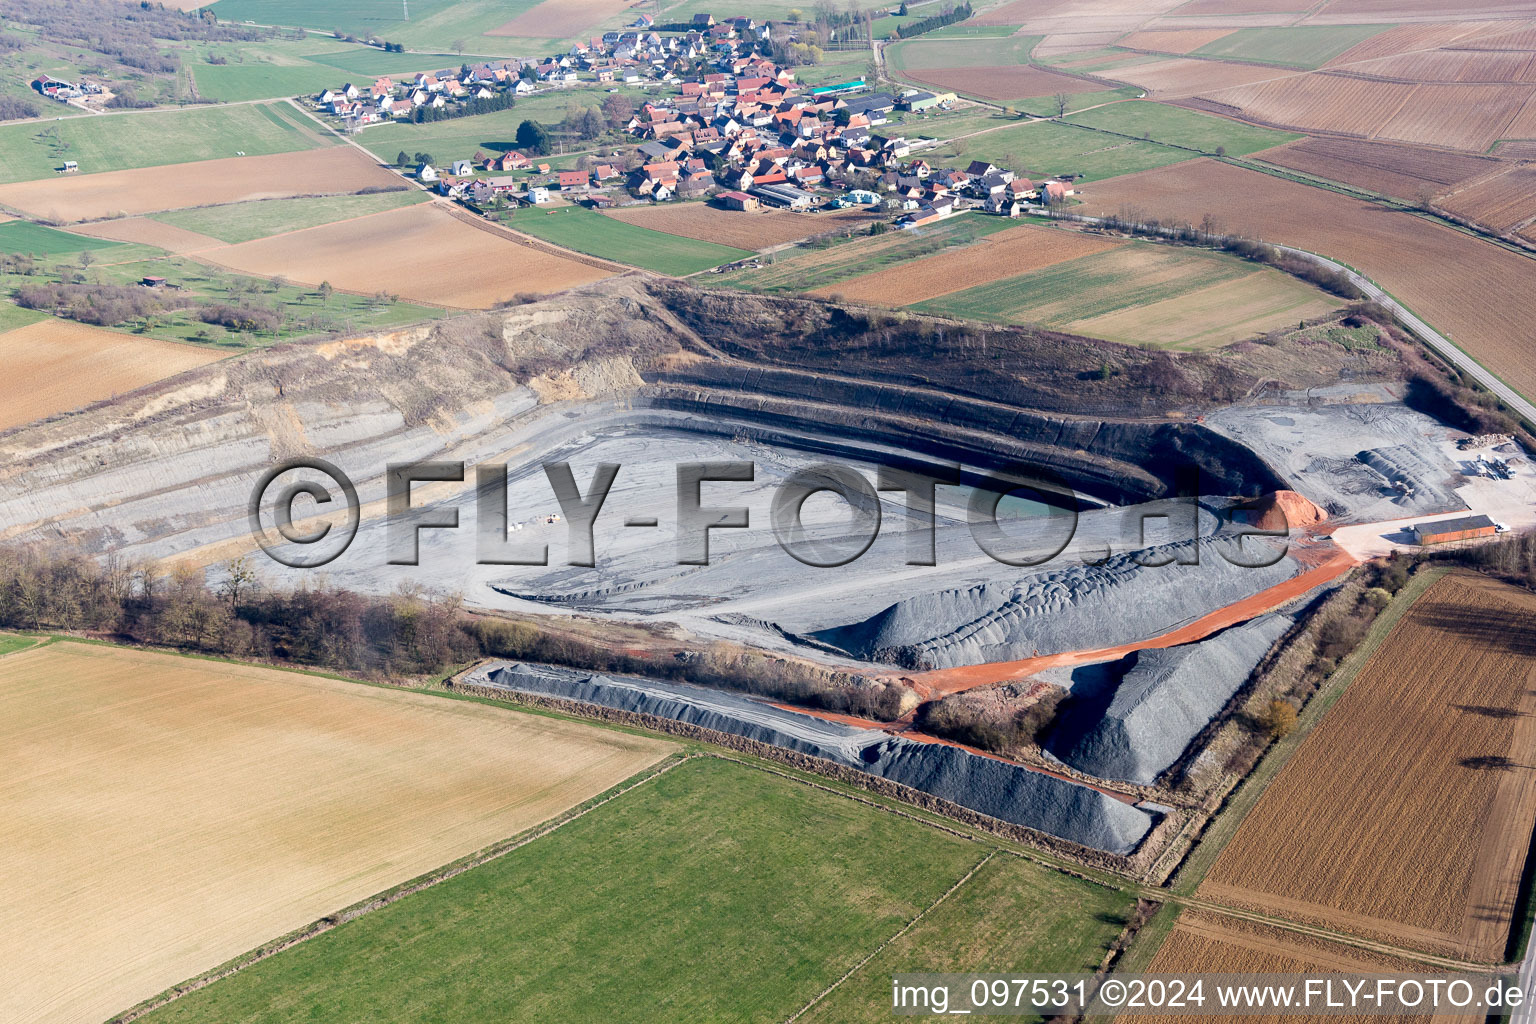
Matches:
[[1193, 25, 1396, 69], [1126, 910, 1486, 1024], [0, 147, 402, 223], [1067, 268, 1340, 349], [797, 853, 1133, 1023], [1324, 22, 1499, 66], [1438, 165, 1536, 231], [0, 102, 327, 185], [714, 214, 1018, 293], [603, 203, 874, 249], [812, 223, 1120, 305], [136, 757, 989, 1024], [1200, 571, 1536, 961], [1108, 58, 1308, 98], [69, 217, 225, 253], [1345, 49, 1536, 83], [148, 189, 429, 245], [1076, 159, 1536, 401], [1377, 83, 1535, 149], [911, 242, 1252, 327], [198, 203, 612, 308], [0, 319, 222, 432], [511, 205, 753, 275], [1120, 28, 1238, 54], [1250, 136, 1499, 201], [1204, 74, 1535, 152], [0, 641, 673, 1024]]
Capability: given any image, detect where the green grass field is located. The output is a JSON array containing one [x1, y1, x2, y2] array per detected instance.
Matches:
[[914, 242, 1339, 349], [151, 189, 428, 244], [1, 247, 444, 349], [138, 756, 1008, 1024], [1065, 101, 1300, 156], [511, 206, 753, 275], [887, 34, 1040, 71], [717, 215, 1018, 293], [186, 39, 462, 103], [205, 0, 551, 54], [927, 118, 1191, 182], [0, 102, 326, 184], [1192, 24, 1394, 69], [0, 302, 49, 334], [0, 220, 131, 255], [800, 853, 1131, 1023], [0, 635, 40, 657]]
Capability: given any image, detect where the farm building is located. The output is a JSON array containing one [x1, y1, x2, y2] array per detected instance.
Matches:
[[1413, 514, 1496, 545], [717, 190, 760, 211], [750, 182, 813, 209]]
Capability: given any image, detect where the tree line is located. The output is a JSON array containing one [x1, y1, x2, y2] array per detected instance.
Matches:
[[0, 545, 911, 719]]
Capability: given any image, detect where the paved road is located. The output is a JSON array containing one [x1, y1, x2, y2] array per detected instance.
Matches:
[[1061, 214, 1536, 428], [1271, 243, 1536, 427], [1512, 924, 1536, 1024]]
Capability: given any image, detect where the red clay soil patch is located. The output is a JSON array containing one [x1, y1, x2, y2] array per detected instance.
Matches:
[[908, 544, 1356, 694], [1235, 490, 1327, 532], [906, 64, 1101, 102]]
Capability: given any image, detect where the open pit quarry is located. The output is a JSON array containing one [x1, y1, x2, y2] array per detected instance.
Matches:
[[0, 278, 1493, 854]]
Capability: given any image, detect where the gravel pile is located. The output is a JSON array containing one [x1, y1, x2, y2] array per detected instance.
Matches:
[[474, 662, 1157, 854], [808, 534, 1296, 669], [1045, 614, 1292, 784]]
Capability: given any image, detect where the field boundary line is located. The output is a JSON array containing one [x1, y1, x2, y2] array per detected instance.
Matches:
[[106, 751, 696, 1024], [1167, 566, 1448, 895], [782, 849, 998, 1024]]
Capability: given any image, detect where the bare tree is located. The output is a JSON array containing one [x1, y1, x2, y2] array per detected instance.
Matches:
[[1052, 92, 1068, 118]]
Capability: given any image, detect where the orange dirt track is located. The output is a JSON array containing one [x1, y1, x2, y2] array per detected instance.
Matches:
[[906, 543, 1355, 695]]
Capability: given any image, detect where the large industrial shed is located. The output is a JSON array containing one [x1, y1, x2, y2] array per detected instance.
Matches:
[[1413, 514, 1496, 545]]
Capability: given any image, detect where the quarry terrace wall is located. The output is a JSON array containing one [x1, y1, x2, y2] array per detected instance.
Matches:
[[638, 375, 1290, 506]]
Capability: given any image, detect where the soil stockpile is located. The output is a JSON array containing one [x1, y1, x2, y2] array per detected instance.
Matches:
[[1045, 614, 1292, 784], [474, 661, 1158, 854]]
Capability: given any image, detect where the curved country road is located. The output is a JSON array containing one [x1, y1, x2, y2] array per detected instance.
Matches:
[[1271, 242, 1536, 428], [1062, 214, 1536, 428]]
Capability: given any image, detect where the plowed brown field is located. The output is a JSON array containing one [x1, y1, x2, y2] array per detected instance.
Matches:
[[1078, 159, 1536, 400], [1325, 22, 1499, 66], [0, 147, 398, 222], [1119, 28, 1236, 53], [1498, 90, 1536, 137], [1452, 20, 1536, 49], [1199, 572, 1536, 961], [199, 202, 611, 308], [1252, 136, 1499, 200], [0, 319, 221, 431], [1379, 83, 1535, 148], [69, 216, 223, 253], [1127, 911, 1482, 1024], [908, 64, 1102, 102], [604, 204, 872, 248], [1175, 0, 1311, 12], [811, 223, 1119, 305], [1115, 58, 1305, 98], [0, 641, 673, 1024], [1347, 49, 1536, 83], [1439, 165, 1536, 230]]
